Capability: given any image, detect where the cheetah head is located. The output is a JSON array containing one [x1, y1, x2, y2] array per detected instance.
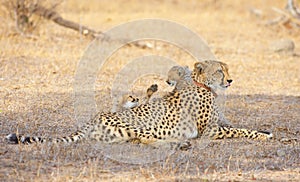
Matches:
[[192, 60, 232, 91], [166, 66, 187, 86], [121, 95, 139, 109]]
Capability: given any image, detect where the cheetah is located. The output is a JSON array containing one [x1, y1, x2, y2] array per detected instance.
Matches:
[[6, 60, 273, 148], [111, 94, 140, 113], [166, 65, 193, 91], [112, 84, 158, 112], [120, 66, 192, 110], [166, 65, 232, 127], [119, 65, 192, 111], [120, 66, 193, 111], [115, 65, 191, 111]]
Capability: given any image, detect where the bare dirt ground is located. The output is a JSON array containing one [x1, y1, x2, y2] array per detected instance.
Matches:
[[0, 0, 300, 181]]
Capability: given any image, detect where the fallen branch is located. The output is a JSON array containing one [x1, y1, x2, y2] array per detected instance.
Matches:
[[286, 0, 300, 19], [276, 7, 300, 27], [30, 4, 152, 48], [31, 4, 102, 38], [265, 6, 300, 29], [6, 0, 153, 48]]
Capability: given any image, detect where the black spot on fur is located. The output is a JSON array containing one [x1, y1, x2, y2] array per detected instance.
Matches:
[[118, 129, 124, 137]]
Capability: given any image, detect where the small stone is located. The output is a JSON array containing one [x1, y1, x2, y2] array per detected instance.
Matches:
[[276, 149, 286, 157], [269, 39, 295, 53]]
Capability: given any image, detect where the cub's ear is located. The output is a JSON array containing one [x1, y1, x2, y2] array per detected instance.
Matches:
[[194, 62, 206, 73]]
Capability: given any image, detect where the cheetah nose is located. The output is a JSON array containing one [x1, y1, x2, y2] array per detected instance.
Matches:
[[227, 79, 233, 83]]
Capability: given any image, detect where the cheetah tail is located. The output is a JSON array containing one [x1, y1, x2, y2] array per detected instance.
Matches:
[[5, 130, 87, 145]]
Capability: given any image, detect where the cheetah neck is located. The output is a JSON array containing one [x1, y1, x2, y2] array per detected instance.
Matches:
[[193, 81, 217, 97]]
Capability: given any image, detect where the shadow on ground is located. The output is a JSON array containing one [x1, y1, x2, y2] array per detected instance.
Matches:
[[0, 93, 299, 180]]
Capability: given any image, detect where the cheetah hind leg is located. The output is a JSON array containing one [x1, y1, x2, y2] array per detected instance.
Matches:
[[209, 125, 273, 140], [145, 84, 158, 103]]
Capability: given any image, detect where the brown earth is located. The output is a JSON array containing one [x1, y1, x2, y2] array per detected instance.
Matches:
[[0, 0, 299, 181]]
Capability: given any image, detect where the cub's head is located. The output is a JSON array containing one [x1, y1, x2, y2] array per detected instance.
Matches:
[[192, 60, 232, 90], [166, 66, 190, 86], [121, 95, 139, 109]]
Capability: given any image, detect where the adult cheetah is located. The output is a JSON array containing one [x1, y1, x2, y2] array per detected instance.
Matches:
[[6, 60, 272, 148], [165, 65, 232, 127]]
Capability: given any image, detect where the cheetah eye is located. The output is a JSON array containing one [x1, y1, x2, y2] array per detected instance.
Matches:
[[214, 70, 223, 75]]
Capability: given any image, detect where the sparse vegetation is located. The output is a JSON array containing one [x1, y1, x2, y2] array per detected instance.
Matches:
[[0, 0, 299, 181]]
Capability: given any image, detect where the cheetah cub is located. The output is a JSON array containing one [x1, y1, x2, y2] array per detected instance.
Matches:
[[112, 84, 158, 112]]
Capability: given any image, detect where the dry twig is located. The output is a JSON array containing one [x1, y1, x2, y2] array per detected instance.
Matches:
[[265, 0, 300, 29], [286, 0, 300, 19]]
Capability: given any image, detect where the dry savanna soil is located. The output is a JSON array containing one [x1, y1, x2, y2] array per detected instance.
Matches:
[[0, 0, 299, 181]]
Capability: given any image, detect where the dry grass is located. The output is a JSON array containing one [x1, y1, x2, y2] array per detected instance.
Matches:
[[1, 0, 300, 181]]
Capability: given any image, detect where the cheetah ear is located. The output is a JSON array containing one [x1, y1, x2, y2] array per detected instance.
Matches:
[[194, 62, 206, 73]]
